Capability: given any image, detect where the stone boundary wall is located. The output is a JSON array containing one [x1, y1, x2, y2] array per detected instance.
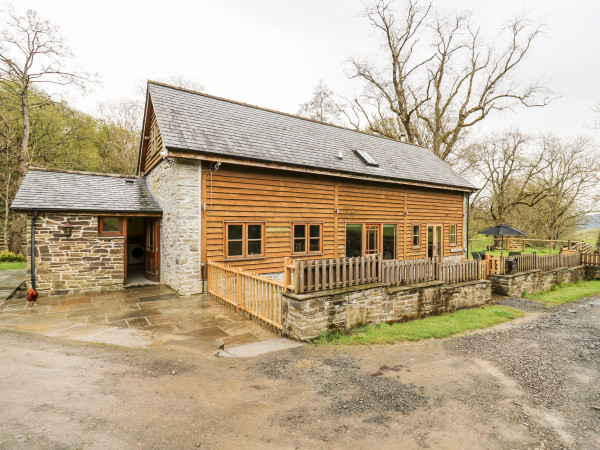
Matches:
[[27, 213, 124, 296], [586, 265, 600, 281], [282, 279, 491, 341], [488, 265, 586, 298]]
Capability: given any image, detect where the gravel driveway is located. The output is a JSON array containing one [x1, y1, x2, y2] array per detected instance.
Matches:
[[0, 296, 598, 449]]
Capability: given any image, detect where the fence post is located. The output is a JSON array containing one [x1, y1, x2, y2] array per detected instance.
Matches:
[[284, 257, 291, 292], [206, 260, 212, 293], [236, 267, 242, 312]]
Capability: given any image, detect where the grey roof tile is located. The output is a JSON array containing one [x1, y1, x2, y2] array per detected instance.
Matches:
[[148, 82, 477, 191], [10, 169, 162, 213]]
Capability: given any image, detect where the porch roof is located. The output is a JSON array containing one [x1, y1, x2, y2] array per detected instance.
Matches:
[[10, 168, 162, 214]]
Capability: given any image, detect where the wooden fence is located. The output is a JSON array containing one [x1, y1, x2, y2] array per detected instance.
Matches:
[[207, 260, 283, 331], [286, 255, 487, 294], [582, 253, 600, 266], [512, 252, 582, 273]]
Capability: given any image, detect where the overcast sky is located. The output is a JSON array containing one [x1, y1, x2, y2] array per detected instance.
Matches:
[[10, 0, 600, 137]]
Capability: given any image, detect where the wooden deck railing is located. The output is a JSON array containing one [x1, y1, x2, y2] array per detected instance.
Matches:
[[582, 253, 600, 266], [512, 252, 582, 273], [285, 255, 488, 294], [207, 260, 283, 331]]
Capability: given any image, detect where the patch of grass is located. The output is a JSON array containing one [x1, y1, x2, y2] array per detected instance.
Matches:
[[0, 261, 26, 270], [523, 280, 600, 306], [469, 235, 560, 257], [313, 305, 524, 346]]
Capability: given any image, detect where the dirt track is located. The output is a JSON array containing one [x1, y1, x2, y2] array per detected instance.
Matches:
[[0, 297, 598, 449]]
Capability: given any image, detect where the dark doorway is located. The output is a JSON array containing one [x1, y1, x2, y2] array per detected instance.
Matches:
[[125, 217, 160, 286]]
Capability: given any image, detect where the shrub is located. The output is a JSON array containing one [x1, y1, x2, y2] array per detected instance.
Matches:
[[0, 251, 25, 262]]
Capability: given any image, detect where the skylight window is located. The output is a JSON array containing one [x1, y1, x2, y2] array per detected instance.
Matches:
[[353, 149, 379, 167]]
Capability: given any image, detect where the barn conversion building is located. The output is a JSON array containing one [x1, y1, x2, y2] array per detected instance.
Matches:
[[11, 81, 477, 296]]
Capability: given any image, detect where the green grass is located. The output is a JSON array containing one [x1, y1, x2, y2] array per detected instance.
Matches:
[[523, 280, 600, 306], [568, 227, 600, 245], [469, 235, 560, 257], [313, 305, 524, 346], [0, 261, 26, 270]]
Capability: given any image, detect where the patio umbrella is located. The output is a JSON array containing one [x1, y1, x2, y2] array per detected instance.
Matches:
[[479, 225, 526, 256]]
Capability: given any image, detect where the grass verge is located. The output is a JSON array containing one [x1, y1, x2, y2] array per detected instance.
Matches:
[[313, 305, 524, 346], [0, 261, 26, 270], [523, 280, 600, 306]]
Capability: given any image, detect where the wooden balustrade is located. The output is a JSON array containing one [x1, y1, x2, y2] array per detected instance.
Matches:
[[207, 260, 283, 331]]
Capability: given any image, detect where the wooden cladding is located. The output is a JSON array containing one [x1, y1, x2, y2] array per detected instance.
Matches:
[[202, 163, 466, 274], [140, 103, 164, 175]]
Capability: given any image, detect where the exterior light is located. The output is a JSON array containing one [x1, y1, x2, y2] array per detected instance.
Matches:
[[62, 220, 73, 237]]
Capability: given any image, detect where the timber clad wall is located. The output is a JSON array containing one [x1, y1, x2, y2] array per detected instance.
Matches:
[[202, 162, 465, 274], [141, 104, 164, 174]]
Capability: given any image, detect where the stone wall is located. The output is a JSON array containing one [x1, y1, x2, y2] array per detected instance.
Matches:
[[585, 265, 600, 281], [282, 279, 491, 341], [488, 265, 586, 297], [147, 158, 203, 295], [27, 213, 124, 296]]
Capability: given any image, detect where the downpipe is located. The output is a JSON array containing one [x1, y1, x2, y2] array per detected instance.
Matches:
[[27, 211, 39, 302]]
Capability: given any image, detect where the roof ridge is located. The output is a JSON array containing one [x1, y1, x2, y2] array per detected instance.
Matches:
[[28, 167, 141, 179], [147, 80, 430, 149]]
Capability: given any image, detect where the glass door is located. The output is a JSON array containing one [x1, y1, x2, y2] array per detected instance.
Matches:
[[427, 225, 442, 259], [365, 225, 380, 255]]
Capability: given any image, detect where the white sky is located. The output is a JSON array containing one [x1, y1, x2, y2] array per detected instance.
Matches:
[[10, 0, 600, 137]]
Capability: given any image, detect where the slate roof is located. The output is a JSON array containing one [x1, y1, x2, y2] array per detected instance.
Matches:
[[148, 81, 477, 191], [10, 168, 162, 213]]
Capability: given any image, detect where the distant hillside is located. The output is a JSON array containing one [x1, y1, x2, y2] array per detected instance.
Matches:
[[580, 214, 600, 230]]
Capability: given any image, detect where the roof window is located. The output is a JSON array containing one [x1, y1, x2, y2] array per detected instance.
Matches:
[[353, 149, 379, 167]]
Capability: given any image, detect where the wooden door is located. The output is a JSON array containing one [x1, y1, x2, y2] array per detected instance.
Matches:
[[145, 218, 160, 282], [427, 225, 443, 259]]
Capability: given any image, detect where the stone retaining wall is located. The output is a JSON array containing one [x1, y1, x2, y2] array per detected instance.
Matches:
[[488, 265, 586, 298], [27, 213, 124, 296], [282, 279, 491, 341], [585, 265, 600, 281]]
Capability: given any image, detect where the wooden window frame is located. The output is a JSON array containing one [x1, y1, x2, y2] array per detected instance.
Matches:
[[345, 222, 399, 258], [450, 224, 457, 246], [98, 216, 123, 236], [412, 224, 421, 249], [291, 222, 323, 256], [224, 222, 265, 260]]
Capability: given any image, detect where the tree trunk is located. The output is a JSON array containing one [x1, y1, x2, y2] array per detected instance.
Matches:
[[9, 85, 30, 255]]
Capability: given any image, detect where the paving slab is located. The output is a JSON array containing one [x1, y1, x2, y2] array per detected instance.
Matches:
[[0, 285, 278, 356], [0, 269, 26, 302], [216, 337, 304, 358]]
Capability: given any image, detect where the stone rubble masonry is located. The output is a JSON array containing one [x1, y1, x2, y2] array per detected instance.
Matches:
[[27, 213, 124, 296], [147, 158, 202, 295], [282, 279, 491, 341], [488, 265, 586, 298]]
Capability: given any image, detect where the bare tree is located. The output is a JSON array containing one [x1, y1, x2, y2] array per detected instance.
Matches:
[[346, 0, 553, 161], [527, 135, 600, 242], [470, 131, 550, 225], [297, 80, 341, 124], [0, 5, 94, 253], [97, 98, 142, 175]]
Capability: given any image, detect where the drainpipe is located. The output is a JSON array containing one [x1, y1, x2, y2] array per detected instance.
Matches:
[[466, 193, 471, 258], [30, 210, 38, 290]]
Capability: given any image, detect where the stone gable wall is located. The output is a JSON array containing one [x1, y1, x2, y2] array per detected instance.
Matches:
[[146, 158, 202, 295], [27, 213, 124, 296], [282, 279, 491, 341], [488, 265, 586, 297]]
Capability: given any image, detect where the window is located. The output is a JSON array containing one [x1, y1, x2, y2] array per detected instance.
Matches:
[[450, 225, 457, 246], [225, 223, 264, 259], [382, 224, 396, 260], [99, 217, 123, 236], [293, 223, 322, 254], [345, 224, 363, 257], [353, 149, 379, 167], [412, 225, 420, 248], [365, 225, 380, 255]]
